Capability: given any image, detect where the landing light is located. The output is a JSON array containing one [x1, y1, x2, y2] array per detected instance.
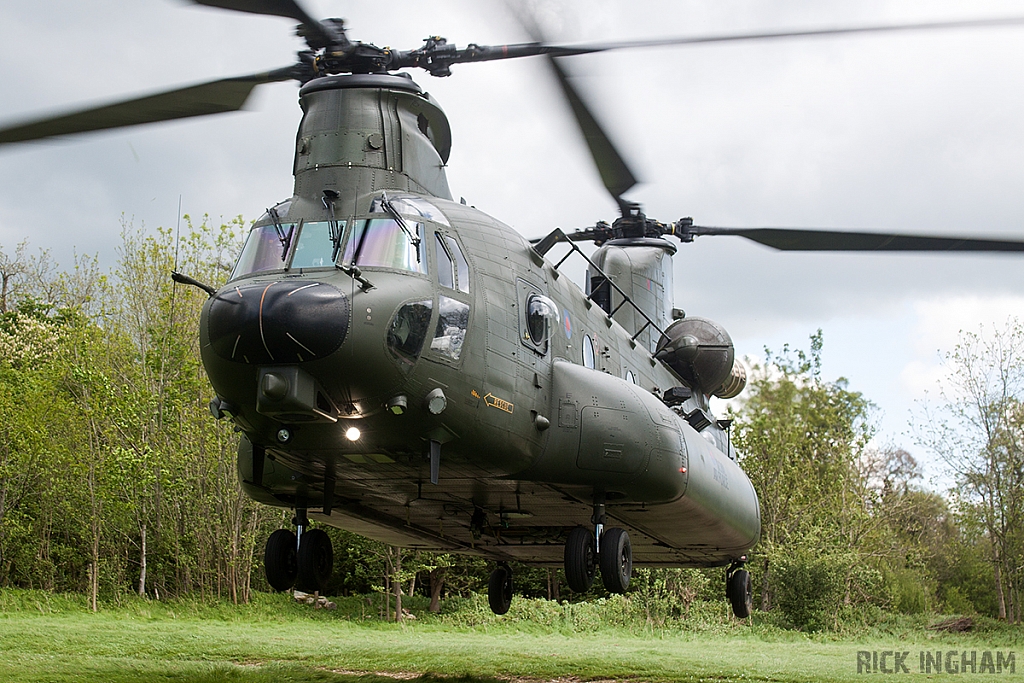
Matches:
[[345, 427, 361, 441]]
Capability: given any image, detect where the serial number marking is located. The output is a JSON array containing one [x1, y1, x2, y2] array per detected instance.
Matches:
[[484, 392, 514, 414]]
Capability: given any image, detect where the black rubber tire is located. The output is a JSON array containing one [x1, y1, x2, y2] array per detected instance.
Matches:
[[564, 526, 596, 593], [729, 568, 753, 618], [296, 528, 333, 593], [599, 527, 632, 593], [487, 564, 514, 615], [264, 528, 298, 592]]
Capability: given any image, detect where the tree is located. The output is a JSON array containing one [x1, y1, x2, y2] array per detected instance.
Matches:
[[917, 320, 1024, 622], [730, 331, 874, 615]]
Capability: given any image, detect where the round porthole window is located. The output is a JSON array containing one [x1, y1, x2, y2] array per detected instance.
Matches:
[[525, 294, 557, 346], [583, 334, 595, 369]]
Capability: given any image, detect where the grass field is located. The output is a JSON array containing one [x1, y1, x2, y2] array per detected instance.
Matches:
[[0, 590, 1020, 683]]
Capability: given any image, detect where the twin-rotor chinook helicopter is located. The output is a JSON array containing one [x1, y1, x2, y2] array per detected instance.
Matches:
[[5, 1, 1024, 617]]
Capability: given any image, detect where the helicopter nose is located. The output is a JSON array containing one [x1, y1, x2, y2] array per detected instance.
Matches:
[[207, 280, 350, 364]]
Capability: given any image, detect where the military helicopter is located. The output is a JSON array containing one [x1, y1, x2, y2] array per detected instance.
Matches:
[[4, 1, 1024, 618]]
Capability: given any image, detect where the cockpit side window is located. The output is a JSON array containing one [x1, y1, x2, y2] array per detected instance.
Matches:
[[430, 296, 470, 361], [435, 233, 455, 289], [387, 299, 433, 367], [446, 236, 470, 293], [231, 223, 295, 279]]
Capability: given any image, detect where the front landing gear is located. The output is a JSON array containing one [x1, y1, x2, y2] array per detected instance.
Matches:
[[263, 508, 334, 594], [599, 527, 632, 593], [264, 528, 297, 591], [726, 557, 753, 618], [296, 528, 334, 593], [564, 526, 597, 592], [564, 494, 633, 595], [488, 562, 514, 615]]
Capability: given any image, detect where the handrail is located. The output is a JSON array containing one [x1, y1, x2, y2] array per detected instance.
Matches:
[[532, 228, 666, 344]]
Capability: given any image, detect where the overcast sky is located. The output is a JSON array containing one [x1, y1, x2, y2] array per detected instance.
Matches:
[[2, 0, 1023, 486]]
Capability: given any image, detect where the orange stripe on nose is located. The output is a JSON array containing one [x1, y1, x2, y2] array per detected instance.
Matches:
[[258, 282, 276, 361]]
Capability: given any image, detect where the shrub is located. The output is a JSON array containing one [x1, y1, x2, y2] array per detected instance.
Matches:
[[773, 550, 845, 631]]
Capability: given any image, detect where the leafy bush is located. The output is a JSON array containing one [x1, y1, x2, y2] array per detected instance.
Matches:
[[773, 550, 845, 631]]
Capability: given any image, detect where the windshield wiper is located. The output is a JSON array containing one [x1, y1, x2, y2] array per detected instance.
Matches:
[[322, 189, 344, 262], [267, 206, 294, 261], [380, 191, 421, 262]]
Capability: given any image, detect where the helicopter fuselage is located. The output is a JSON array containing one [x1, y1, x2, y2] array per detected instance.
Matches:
[[199, 73, 759, 568]]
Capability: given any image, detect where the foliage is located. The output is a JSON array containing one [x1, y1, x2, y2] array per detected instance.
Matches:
[[772, 548, 847, 631], [730, 331, 874, 612], [0, 228, 1019, 631], [916, 320, 1024, 623]]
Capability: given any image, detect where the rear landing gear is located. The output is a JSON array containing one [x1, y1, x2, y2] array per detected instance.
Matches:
[[726, 558, 753, 618], [263, 508, 334, 594], [488, 562, 514, 615]]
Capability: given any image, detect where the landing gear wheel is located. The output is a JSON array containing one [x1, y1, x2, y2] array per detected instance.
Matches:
[[599, 527, 632, 593], [564, 526, 596, 593], [296, 528, 333, 593], [264, 528, 297, 592], [728, 568, 753, 618], [488, 563, 514, 615]]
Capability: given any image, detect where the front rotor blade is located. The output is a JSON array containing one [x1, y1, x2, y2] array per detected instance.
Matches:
[[188, 0, 334, 48], [546, 57, 638, 204], [190, 0, 319, 26], [0, 68, 296, 145], [691, 226, 1024, 252], [445, 16, 1024, 67]]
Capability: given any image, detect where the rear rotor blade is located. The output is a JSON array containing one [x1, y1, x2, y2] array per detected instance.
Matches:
[[188, 0, 335, 48], [690, 226, 1024, 252], [0, 67, 296, 145]]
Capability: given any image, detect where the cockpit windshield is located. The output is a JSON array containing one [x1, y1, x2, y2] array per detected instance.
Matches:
[[342, 218, 427, 274], [231, 220, 346, 279], [291, 221, 344, 270], [231, 223, 294, 279]]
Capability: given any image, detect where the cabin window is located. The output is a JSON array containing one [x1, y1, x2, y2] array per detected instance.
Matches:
[[231, 223, 295, 279], [290, 220, 344, 269], [387, 299, 433, 365], [430, 296, 470, 361], [525, 294, 557, 349], [435, 233, 455, 289], [343, 218, 426, 274], [583, 334, 595, 369]]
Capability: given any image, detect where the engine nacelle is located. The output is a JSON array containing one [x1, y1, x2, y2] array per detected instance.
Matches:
[[656, 317, 736, 396]]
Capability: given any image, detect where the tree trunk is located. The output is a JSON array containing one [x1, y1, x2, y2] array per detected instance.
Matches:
[[547, 568, 560, 602], [760, 556, 771, 611], [994, 548, 1007, 620], [137, 523, 147, 597], [428, 567, 446, 613], [394, 547, 403, 622]]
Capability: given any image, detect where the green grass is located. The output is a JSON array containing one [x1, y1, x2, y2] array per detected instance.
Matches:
[[0, 590, 1021, 683]]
